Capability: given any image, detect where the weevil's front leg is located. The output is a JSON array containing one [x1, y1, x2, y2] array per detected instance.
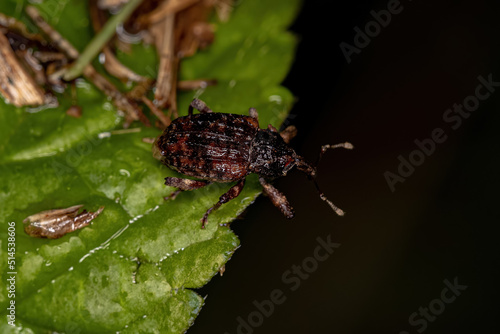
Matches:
[[189, 98, 213, 115], [201, 178, 246, 228], [165, 177, 211, 200], [259, 176, 295, 219]]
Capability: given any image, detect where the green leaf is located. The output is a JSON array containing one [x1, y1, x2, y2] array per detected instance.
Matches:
[[0, 0, 300, 332]]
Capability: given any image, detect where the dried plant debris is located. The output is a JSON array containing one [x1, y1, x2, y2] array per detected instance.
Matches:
[[0, 0, 229, 129], [25, 5, 149, 127], [0, 31, 46, 106], [23, 204, 104, 239], [89, 0, 147, 83]]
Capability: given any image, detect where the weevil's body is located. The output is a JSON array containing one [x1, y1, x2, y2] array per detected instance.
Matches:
[[155, 113, 296, 182], [154, 99, 351, 227]]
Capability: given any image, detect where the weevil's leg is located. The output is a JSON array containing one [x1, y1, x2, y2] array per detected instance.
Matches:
[[279, 125, 297, 144], [164, 177, 210, 200], [259, 176, 295, 219], [201, 178, 246, 228], [188, 98, 213, 115], [248, 107, 259, 120]]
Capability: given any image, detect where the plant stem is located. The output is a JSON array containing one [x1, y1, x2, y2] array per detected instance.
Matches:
[[63, 0, 143, 81]]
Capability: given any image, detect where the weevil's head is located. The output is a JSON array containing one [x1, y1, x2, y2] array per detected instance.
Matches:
[[251, 127, 353, 217], [249, 129, 299, 178]]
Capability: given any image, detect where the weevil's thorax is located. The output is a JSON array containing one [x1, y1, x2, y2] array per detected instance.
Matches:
[[249, 129, 297, 178]]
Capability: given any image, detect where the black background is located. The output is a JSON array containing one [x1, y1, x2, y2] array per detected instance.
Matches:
[[190, 0, 500, 333]]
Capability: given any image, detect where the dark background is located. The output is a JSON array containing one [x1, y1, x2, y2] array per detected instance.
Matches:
[[190, 0, 500, 333]]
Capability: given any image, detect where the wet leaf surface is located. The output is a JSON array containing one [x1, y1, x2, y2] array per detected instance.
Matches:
[[0, 0, 300, 332]]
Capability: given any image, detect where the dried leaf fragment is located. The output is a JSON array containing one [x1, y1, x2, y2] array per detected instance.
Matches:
[[0, 31, 45, 106], [23, 204, 104, 239]]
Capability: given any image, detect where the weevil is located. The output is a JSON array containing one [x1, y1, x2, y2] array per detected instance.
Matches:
[[153, 98, 353, 228]]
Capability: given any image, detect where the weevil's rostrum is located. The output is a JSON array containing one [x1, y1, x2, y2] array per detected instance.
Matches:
[[154, 98, 353, 227]]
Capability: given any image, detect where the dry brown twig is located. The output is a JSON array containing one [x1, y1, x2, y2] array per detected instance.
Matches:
[[98, 0, 130, 9], [147, 0, 217, 117], [177, 79, 217, 90], [150, 13, 175, 110], [137, 0, 200, 27], [174, 1, 215, 58], [0, 12, 44, 43], [89, 0, 147, 83]]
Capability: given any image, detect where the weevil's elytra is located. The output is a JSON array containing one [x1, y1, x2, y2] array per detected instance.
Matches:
[[155, 113, 258, 181], [154, 98, 353, 228]]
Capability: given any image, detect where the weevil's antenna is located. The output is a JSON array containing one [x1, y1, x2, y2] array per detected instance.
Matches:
[[313, 178, 345, 216], [297, 141, 353, 216], [315, 142, 354, 167]]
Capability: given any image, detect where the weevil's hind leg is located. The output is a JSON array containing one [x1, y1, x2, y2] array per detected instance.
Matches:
[[188, 98, 213, 116], [164, 177, 211, 200], [280, 125, 297, 144], [202, 178, 246, 228], [259, 177, 295, 219]]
